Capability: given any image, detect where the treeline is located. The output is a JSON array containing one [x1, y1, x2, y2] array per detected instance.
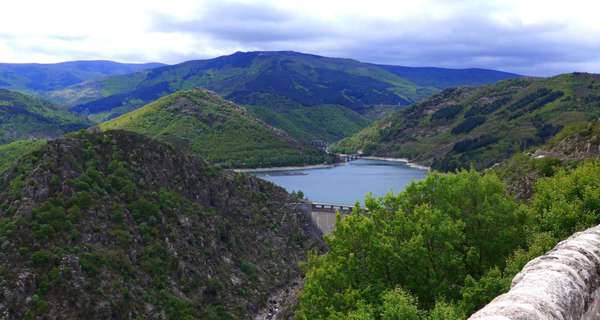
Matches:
[[295, 161, 600, 319]]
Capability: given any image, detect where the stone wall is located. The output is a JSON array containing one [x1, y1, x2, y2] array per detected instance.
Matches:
[[469, 225, 600, 320]]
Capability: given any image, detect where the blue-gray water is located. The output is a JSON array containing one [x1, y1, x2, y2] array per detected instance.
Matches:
[[253, 159, 428, 205]]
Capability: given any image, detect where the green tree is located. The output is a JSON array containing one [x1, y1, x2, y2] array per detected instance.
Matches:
[[380, 288, 421, 320], [297, 170, 526, 319]]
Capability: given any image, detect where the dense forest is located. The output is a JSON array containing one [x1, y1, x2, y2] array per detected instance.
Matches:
[[295, 158, 600, 319]]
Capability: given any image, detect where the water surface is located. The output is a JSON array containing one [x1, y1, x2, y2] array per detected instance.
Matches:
[[253, 159, 428, 205]]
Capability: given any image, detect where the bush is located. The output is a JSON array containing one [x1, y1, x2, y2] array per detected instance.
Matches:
[[296, 170, 527, 319], [380, 288, 420, 320], [31, 250, 54, 268]]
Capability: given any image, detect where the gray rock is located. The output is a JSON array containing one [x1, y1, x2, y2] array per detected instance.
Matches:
[[469, 225, 600, 320]]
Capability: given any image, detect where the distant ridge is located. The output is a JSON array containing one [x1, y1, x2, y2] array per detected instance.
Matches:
[[0, 60, 165, 92], [376, 64, 520, 88], [53, 51, 520, 141], [0, 89, 90, 144]]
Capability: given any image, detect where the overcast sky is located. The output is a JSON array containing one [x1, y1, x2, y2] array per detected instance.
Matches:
[[1, 0, 600, 76]]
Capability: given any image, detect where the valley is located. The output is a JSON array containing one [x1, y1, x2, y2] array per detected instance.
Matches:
[[0, 48, 599, 320]]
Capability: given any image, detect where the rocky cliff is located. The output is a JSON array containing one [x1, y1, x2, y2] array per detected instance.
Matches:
[[0, 130, 323, 319]]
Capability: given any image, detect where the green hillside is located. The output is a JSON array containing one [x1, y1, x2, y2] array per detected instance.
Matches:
[[333, 73, 600, 171], [0, 130, 323, 319], [246, 104, 370, 142], [0, 89, 90, 144], [100, 89, 330, 168], [61, 51, 428, 113], [0, 139, 46, 173], [58, 51, 518, 141]]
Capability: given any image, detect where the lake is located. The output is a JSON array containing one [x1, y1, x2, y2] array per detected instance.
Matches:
[[253, 159, 428, 205]]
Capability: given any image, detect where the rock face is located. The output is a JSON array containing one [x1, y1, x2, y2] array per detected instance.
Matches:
[[0, 130, 324, 319], [469, 225, 600, 320]]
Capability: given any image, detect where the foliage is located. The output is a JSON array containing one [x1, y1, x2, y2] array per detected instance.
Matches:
[[297, 160, 600, 319], [0, 130, 322, 319], [296, 170, 527, 319], [0, 139, 45, 173], [531, 161, 600, 239]]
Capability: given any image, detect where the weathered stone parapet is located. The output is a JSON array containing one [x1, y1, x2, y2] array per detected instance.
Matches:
[[469, 225, 600, 320]]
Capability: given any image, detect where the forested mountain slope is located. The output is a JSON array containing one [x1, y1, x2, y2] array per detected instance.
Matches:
[[99, 89, 330, 168], [0, 130, 323, 319], [0, 89, 90, 144], [57, 51, 518, 140], [334, 73, 600, 170]]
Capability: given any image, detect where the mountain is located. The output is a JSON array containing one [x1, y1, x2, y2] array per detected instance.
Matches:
[[0, 60, 164, 93], [99, 89, 330, 168], [0, 89, 90, 144], [58, 51, 519, 140], [0, 130, 323, 319], [376, 65, 519, 88], [333, 73, 600, 171]]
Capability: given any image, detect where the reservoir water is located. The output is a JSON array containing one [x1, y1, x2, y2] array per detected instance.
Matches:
[[253, 159, 428, 205]]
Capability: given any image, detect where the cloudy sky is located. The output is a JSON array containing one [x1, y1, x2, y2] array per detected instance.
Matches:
[[1, 0, 600, 76]]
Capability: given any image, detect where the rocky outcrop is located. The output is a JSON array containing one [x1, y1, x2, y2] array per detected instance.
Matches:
[[0, 130, 325, 319], [469, 225, 600, 320]]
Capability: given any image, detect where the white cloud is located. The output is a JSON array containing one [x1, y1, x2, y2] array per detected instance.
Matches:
[[1, 0, 600, 75]]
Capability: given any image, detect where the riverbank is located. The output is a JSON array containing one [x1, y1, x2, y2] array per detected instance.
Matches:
[[358, 156, 431, 171], [233, 162, 346, 173], [233, 156, 431, 173]]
